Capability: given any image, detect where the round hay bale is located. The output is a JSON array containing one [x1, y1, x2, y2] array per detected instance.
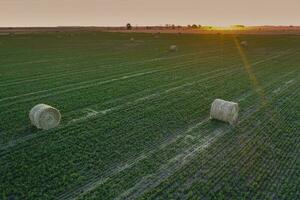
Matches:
[[241, 41, 248, 47], [210, 99, 239, 125], [130, 37, 135, 41], [29, 104, 61, 130], [169, 45, 178, 52]]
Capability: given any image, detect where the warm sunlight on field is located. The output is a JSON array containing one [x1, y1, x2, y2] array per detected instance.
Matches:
[[205, 25, 248, 31], [0, 32, 299, 199], [1, 0, 300, 199]]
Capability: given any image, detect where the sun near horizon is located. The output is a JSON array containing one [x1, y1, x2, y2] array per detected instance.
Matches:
[[1, 0, 300, 27]]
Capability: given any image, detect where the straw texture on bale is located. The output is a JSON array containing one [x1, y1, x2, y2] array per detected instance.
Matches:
[[29, 104, 61, 130], [210, 99, 239, 125], [169, 45, 178, 51]]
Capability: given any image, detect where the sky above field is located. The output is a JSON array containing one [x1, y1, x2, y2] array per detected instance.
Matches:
[[1, 0, 299, 27]]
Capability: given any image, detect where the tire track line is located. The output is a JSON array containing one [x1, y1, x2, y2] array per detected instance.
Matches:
[[0, 46, 287, 102], [184, 82, 300, 197], [139, 83, 300, 199], [114, 82, 299, 200], [0, 53, 228, 104], [0, 67, 239, 151], [66, 51, 293, 125], [68, 67, 240, 124], [0, 51, 293, 151], [57, 69, 297, 200], [0, 47, 230, 85]]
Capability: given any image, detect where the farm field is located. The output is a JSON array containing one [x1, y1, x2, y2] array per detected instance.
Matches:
[[0, 32, 299, 199]]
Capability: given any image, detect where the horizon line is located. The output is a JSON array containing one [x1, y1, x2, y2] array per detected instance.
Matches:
[[1, 25, 300, 28]]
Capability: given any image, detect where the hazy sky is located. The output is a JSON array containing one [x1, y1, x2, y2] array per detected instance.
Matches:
[[1, 0, 299, 27]]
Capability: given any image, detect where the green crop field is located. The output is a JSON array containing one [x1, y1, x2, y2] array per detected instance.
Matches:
[[0, 32, 299, 199]]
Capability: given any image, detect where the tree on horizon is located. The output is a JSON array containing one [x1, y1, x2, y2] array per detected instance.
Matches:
[[126, 23, 132, 30]]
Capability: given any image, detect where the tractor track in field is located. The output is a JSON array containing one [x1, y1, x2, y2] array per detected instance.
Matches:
[[68, 67, 240, 124], [1, 33, 300, 200], [0, 66, 240, 151], [114, 128, 228, 200], [63, 51, 297, 123], [57, 120, 224, 200], [55, 71, 299, 200], [62, 90, 283, 200], [0, 54, 274, 149], [114, 84, 299, 200], [0, 52, 235, 104], [0, 69, 159, 103], [0, 56, 238, 136], [0, 52, 214, 87], [0, 53, 222, 90], [118, 83, 299, 200], [0, 49, 291, 115], [0, 46, 291, 102], [205, 85, 298, 184], [0, 50, 296, 153], [48, 51, 299, 125], [1, 52, 295, 147], [0, 64, 290, 181], [0, 47, 232, 86], [202, 88, 300, 197]]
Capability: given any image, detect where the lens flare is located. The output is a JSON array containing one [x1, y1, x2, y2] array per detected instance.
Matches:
[[233, 36, 268, 106]]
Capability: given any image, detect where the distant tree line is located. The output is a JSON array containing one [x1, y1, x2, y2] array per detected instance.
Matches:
[[126, 23, 204, 30]]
